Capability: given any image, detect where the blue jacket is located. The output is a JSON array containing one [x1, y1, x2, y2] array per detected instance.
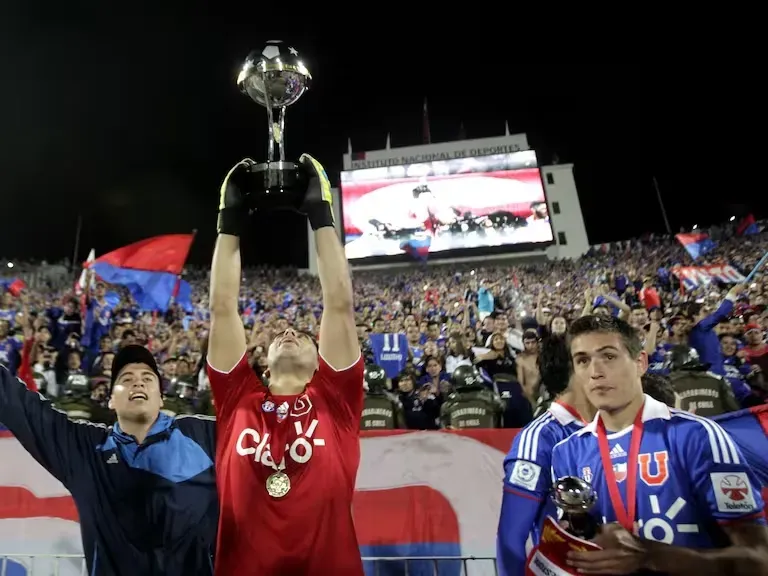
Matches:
[[0, 366, 218, 576]]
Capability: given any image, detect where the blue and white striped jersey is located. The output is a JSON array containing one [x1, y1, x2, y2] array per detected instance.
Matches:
[[552, 394, 766, 549], [497, 402, 587, 576]]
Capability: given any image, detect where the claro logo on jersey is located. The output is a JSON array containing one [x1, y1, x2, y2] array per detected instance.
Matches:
[[236, 419, 326, 469]]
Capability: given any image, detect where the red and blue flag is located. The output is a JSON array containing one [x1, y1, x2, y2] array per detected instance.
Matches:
[[737, 214, 761, 236], [87, 234, 194, 312], [400, 237, 431, 262], [675, 232, 716, 260]]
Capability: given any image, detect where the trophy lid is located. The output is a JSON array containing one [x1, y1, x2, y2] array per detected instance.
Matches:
[[237, 41, 311, 108]]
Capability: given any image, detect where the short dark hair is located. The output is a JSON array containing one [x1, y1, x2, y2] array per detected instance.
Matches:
[[568, 315, 643, 358], [537, 335, 571, 397], [523, 329, 539, 341], [642, 373, 676, 407]]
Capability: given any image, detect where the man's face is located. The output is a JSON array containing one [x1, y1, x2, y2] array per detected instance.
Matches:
[[110, 363, 163, 421], [571, 331, 647, 413], [176, 359, 191, 376], [720, 336, 738, 357], [746, 328, 763, 346], [523, 337, 538, 353], [494, 316, 509, 333], [427, 323, 439, 340], [267, 328, 318, 372], [406, 325, 420, 344], [630, 308, 649, 329]]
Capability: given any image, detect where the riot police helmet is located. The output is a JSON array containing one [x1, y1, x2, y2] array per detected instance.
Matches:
[[451, 364, 484, 389], [364, 364, 387, 394], [666, 345, 709, 372]]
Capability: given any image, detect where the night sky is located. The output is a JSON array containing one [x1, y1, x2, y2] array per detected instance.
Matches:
[[1, 5, 762, 268]]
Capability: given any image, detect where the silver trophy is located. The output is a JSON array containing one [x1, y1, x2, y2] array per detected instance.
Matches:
[[552, 476, 600, 539], [237, 40, 312, 210]]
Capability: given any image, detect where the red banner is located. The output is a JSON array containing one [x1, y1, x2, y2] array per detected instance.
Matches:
[[672, 265, 746, 287]]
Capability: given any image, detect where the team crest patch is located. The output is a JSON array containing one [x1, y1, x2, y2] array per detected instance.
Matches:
[[276, 402, 289, 423], [582, 467, 593, 483], [711, 472, 758, 513], [509, 460, 541, 492], [262, 400, 275, 413], [612, 462, 627, 483]]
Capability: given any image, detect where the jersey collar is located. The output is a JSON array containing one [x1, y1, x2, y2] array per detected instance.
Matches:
[[582, 394, 670, 435], [548, 402, 585, 426]]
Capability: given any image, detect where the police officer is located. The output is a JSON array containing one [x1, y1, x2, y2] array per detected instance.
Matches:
[[667, 344, 740, 417], [440, 365, 504, 429], [196, 388, 217, 416], [360, 364, 405, 429], [162, 376, 198, 417], [54, 372, 101, 421]]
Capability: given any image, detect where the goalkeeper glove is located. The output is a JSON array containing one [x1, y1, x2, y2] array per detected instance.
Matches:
[[217, 158, 253, 236], [298, 154, 334, 231]]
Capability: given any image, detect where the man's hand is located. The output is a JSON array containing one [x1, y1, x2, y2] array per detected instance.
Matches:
[[566, 523, 645, 574], [727, 283, 746, 299], [217, 158, 253, 236], [298, 154, 334, 231]]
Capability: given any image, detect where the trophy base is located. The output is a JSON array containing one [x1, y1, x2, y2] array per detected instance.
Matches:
[[246, 161, 309, 211]]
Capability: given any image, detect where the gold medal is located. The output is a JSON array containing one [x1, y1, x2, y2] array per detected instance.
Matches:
[[266, 471, 291, 498]]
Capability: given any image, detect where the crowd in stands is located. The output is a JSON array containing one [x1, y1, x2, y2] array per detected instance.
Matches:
[[1, 218, 767, 428]]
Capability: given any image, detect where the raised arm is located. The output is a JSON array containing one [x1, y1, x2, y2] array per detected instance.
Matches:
[[300, 154, 359, 369], [208, 160, 250, 373], [206, 160, 262, 417], [0, 364, 103, 485]]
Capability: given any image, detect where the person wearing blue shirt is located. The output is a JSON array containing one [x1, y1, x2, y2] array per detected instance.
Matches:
[[553, 315, 768, 575], [684, 283, 744, 376], [496, 335, 595, 576], [0, 344, 218, 576], [477, 281, 495, 320]]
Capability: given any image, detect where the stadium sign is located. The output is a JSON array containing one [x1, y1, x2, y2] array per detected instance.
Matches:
[[343, 133, 530, 170]]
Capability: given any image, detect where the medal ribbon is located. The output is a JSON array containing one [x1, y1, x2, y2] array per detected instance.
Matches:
[[265, 397, 290, 469], [596, 405, 645, 532]]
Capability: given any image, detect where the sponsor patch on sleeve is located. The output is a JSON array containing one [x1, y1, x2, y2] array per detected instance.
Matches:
[[710, 472, 758, 514], [509, 460, 542, 492]]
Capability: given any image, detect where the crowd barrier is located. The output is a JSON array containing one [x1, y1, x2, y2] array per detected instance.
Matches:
[[0, 554, 499, 576]]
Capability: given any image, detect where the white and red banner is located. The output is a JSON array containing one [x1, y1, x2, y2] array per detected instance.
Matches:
[[672, 264, 746, 288], [0, 429, 516, 575]]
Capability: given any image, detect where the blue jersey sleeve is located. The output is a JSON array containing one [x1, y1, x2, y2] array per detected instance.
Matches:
[[497, 416, 558, 576], [684, 416, 766, 526]]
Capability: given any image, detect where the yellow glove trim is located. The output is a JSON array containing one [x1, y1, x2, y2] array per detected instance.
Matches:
[[300, 153, 332, 205], [219, 158, 254, 210]]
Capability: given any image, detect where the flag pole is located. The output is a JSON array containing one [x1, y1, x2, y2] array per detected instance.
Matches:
[[169, 230, 198, 310], [653, 177, 672, 235], [71, 213, 83, 276]]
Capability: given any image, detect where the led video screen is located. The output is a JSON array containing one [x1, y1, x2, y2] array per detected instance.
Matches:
[[340, 150, 553, 260]]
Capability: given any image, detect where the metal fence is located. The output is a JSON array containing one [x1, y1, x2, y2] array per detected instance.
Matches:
[[0, 554, 499, 576]]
